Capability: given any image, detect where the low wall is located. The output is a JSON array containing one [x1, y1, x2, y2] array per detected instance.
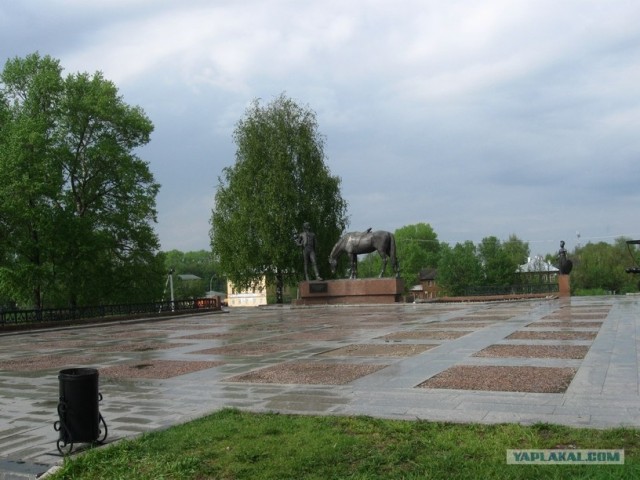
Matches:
[[295, 278, 404, 305]]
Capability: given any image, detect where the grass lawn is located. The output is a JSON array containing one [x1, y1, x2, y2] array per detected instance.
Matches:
[[50, 408, 639, 479]]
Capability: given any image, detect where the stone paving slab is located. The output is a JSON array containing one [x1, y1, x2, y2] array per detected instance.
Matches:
[[0, 295, 638, 477]]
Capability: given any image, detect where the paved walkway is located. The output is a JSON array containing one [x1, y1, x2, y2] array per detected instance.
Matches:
[[0, 295, 638, 477]]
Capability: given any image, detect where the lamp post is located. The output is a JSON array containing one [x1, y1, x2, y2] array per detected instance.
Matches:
[[168, 268, 175, 311]]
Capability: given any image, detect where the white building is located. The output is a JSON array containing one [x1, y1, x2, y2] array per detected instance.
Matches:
[[226, 278, 267, 307], [518, 256, 559, 284]]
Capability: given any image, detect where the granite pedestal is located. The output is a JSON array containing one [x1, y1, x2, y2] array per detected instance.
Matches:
[[296, 278, 404, 305], [558, 274, 571, 297]]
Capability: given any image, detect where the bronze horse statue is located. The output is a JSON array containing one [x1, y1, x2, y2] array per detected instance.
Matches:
[[329, 230, 399, 279]]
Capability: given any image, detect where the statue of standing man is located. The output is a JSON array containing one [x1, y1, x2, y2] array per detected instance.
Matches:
[[557, 240, 573, 274], [295, 222, 322, 281]]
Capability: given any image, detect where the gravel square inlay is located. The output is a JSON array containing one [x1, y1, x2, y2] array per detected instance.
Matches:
[[526, 321, 603, 328], [474, 344, 589, 359], [0, 355, 95, 372], [177, 333, 243, 340], [192, 342, 303, 356], [506, 331, 598, 341], [272, 332, 352, 341], [227, 362, 388, 385], [94, 341, 180, 353], [418, 365, 576, 393], [382, 331, 471, 340], [320, 343, 437, 357], [544, 313, 608, 320], [424, 322, 492, 329], [100, 360, 224, 379], [20, 340, 89, 351], [449, 315, 513, 322]]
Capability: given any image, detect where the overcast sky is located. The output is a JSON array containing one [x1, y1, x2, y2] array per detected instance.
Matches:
[[2, 1, 639, 257]]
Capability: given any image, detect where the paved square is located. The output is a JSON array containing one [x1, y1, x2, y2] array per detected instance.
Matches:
[[1, 295, 639, 477]]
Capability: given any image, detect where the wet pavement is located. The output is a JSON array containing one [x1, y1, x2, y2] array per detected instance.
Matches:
[[1, 295, 639, 477]]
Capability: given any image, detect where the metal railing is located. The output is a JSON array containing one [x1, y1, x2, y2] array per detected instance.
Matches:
[[0, 297, 221, 329], [462, 283, 559, 296]]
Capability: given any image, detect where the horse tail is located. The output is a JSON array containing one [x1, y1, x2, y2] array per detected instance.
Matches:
[[389, 232, 398, 274], [329, 235, 343, 261]]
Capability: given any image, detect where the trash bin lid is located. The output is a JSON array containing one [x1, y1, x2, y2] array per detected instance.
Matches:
[[58, 367, 99, 379]]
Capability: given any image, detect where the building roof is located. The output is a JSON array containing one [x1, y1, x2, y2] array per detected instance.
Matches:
[[177, 274, 202, 281], [418, 268, 438, 281], [517, 256, 559, 273]]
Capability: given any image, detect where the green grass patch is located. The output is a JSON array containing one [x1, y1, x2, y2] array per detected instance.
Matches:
[[50, 409, 640, 479]]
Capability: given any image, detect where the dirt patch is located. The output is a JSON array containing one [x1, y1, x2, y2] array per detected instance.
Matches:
[[506, 331, 598, 341], [418, 365, 576, 393], [19, 340, 90, 351], [192, 342, 303, 356], [0, 355, 96, 372], [474, 344, 589, 359], [177, 332, 243, 340], [226, 362, 388, 385], [526, 321, 603, 328], [320, 343, 437, 357], [93, 341, 180, 353], [97, 330, 161, 339], [382, 330, 471, 341], [100, 360, 224, 379], [271, 332, 353, 341], [543, 313, 609, 320], [448, 315, 513, 322], [423, 322, 493, 329]]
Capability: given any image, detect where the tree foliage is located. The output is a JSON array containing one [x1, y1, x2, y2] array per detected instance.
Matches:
[[437, 241, 483, 296], [571, 238, 638, 294], [478, 236, 518, 287], [395, 223, 440, 285], [0, 53, 163, 308], [210, 94, 348, 299], [162, 249, 225, 298], [502, 234, 530, 267]]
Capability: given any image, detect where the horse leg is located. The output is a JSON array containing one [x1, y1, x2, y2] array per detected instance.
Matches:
[[379, 253, 387, 277], [351, 254, 358, 279]]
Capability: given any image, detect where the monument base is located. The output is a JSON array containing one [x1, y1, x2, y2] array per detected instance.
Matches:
[[558, 274, 571, 297], [295, 278, 404, 305]]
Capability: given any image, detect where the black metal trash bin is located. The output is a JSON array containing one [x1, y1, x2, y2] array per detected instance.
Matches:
[[55, 367, 107, 454]]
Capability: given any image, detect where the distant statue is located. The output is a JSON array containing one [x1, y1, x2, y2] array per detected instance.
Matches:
[[295, 222, 322, 281], [558, 240, 573, 274], [329, 230, 399, 279]]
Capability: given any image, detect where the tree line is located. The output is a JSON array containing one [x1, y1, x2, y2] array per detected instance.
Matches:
[[0, 53, 164, 309], [208, 94, 639, 299], [164, 231, 640, 300], [2, 54, 636, 310]]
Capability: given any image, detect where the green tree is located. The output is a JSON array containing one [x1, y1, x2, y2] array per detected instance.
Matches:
[[478, 236, 518, 287], [503, 234, 530, 268], [55, 70, 162, 306], [572, 238, 637, 294], [210, 94, 348, 302], [0, 53, 63, 308], [436, 241, 483, 296], [395, 223, 440, 286], [162, 250, 225, 298], [356, 252, 382, 279], [0, 53, 163, 308]]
